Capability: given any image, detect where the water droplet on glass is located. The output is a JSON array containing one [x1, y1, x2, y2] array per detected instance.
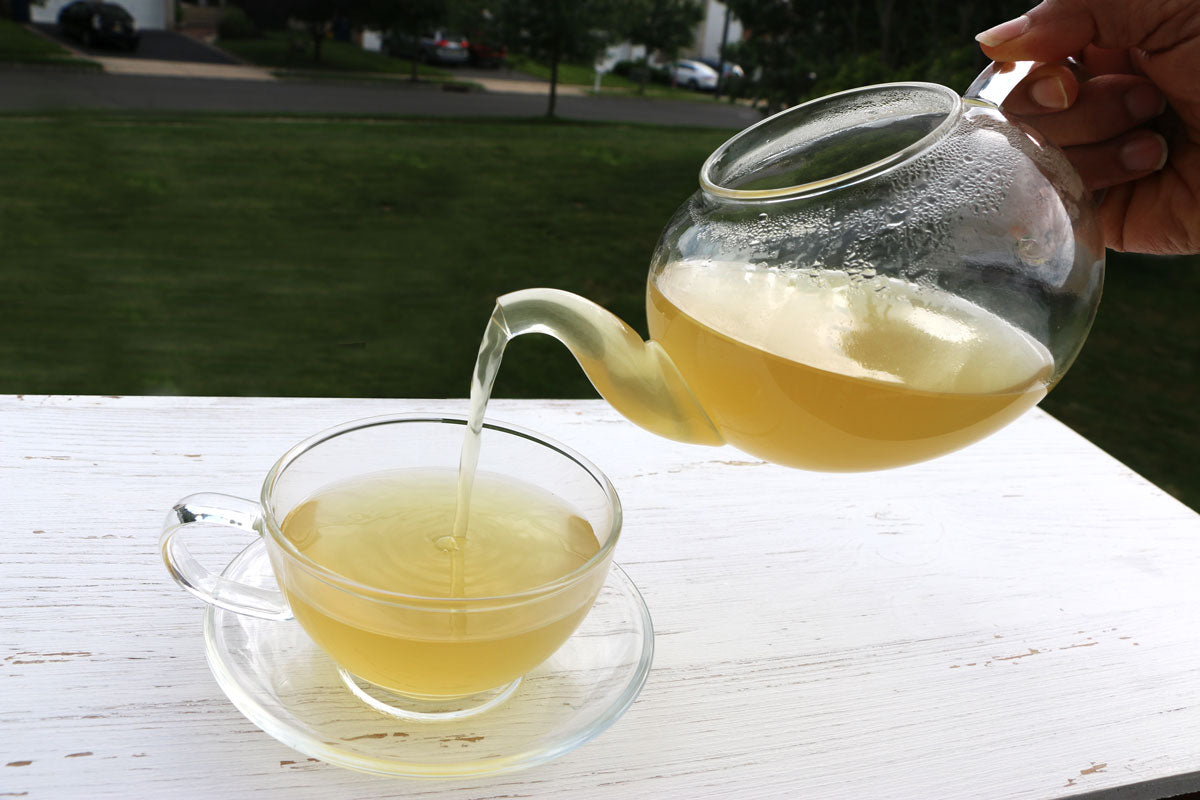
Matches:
[[1017, 236, 1050, 266], [758, 213, 769, 222]]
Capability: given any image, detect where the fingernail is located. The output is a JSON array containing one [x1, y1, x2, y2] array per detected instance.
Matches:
[[976, 15, 1030, 47], [1123, 84, 1167, 120], [1119, 133, 1168, 172], [1030, 77, 1069, 110]]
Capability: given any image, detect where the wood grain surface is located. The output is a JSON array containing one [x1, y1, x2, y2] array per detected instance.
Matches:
[[2, 395, 1198, 799]]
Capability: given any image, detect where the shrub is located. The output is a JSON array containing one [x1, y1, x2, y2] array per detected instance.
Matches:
[[218, 5, 259, 39], [611, 59, 672, 86]]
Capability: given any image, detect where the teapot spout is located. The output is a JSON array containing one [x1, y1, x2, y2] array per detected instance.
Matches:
[[493, 289, 723, 446]]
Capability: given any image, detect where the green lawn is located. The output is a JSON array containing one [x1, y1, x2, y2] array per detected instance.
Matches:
[[0, 17, 99, 68], [505, 53, 732, 101], [0, 112, 729, 399], [0, 112, 1195, 509], [1039, 253, 1199, 508], [218, 31, 452, 80], [215, 34, 730, 103], [219, 37, 721, 101]]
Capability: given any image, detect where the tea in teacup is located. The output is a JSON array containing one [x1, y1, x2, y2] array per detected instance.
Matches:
[[277, 467, 604, 698]]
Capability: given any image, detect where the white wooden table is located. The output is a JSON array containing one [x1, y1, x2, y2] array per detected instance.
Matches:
[[3, 395, 1199, 799]]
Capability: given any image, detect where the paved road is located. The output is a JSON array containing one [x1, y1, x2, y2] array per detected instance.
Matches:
[[0, 66, 760, 128], [4, 24, 759, 127]]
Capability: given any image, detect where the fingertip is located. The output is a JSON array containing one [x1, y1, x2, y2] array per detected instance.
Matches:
[[1030, 76, 1070, 110], [975, 15, 1030, 48], [998, 63, 1078, 117], [976, 0, 1100, 64], [1123, 83, 1167, 121], [1119, 133, 1168, 173]]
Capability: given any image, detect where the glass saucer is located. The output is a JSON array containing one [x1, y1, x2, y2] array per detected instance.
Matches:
[[202, 538, 655, 778]]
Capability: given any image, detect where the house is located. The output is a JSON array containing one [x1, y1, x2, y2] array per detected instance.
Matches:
[[601, 0, 743, 69]]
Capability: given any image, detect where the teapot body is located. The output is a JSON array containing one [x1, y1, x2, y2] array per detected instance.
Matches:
[[644, 82, 1104, 470]]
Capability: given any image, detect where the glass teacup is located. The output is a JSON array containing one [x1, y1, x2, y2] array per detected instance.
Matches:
[[162, 414, 622, 720]]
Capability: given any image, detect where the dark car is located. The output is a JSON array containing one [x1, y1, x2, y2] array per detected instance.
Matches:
[[697, 57, 745, 81], [57, 0, 139, 51], [383, 30, 469, 65]]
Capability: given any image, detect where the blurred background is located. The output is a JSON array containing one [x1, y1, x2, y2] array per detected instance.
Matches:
[[1, 0, 1196, 509]]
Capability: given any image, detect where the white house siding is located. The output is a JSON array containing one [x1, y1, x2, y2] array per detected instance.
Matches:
[[361, 29, 382, 52], [33, 0, 174, 30], [605, 2, 740, 66], [696, 0, 743, 61]]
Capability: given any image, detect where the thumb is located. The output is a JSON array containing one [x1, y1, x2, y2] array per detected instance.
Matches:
[[976, 0, 1190, 61]]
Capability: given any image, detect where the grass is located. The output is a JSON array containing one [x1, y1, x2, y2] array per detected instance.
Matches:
[[216, 37, 731, 101], [1039, 253, 1199, 508], [0, 111, 1195, 510], [506, 53, 733, 102], [218, 31, 452, 80], [506, 54, 619, 87], [0, 111, 729, 399], [0, 17, 99, 68]]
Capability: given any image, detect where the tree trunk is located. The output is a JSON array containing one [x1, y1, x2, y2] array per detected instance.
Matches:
[[957, 0, 977, 40], [637, 55, 648, 96], [874, 0, 895, 67], [846, 0, 861, 55], [547, 48, 559, 118], [310, 24, 324, 64], [714, 7, 731, 101]]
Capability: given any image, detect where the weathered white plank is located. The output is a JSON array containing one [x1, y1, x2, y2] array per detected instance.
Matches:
[[2, 395, 1198, 799]]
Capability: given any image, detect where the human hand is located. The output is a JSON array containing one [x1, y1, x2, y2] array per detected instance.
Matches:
[[977, 0, 1200, 255]]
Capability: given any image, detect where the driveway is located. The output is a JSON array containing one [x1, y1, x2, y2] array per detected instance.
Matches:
[[33, 22, 241, 64]]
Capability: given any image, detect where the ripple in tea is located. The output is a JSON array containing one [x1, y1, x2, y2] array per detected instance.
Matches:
[[280, 468, 601, 697]]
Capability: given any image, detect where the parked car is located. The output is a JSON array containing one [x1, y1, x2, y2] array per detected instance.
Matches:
[[384, 30, 470, 65], [468, 39, 507, 69], [698, 57, 745, 81], [57, 0, 139, 51], [668, 59, 719, 91]]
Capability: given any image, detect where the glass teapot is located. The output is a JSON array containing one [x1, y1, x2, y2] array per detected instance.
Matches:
[[475, 63, 1104, 472]]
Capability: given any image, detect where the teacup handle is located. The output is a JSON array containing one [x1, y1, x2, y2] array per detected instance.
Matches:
[[161, 493, 292, 620]]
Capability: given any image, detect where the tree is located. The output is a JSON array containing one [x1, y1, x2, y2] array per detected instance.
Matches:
[[290, 0, 345, 64], [356, 0, 446, 80], [622, 0, 704, 95], [720, 0, 830, 114], [497, 0, 620, 117], [724, 0, 1036, 115]]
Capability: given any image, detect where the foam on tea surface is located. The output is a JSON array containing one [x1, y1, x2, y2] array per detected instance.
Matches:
[[653, 260, 1053, 393]]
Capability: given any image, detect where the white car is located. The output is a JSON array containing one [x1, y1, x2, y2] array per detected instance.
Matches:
[[669, 59, 719, 91]]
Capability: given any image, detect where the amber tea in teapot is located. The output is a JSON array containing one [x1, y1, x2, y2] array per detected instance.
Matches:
[[645, 260, 1053, 470]]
